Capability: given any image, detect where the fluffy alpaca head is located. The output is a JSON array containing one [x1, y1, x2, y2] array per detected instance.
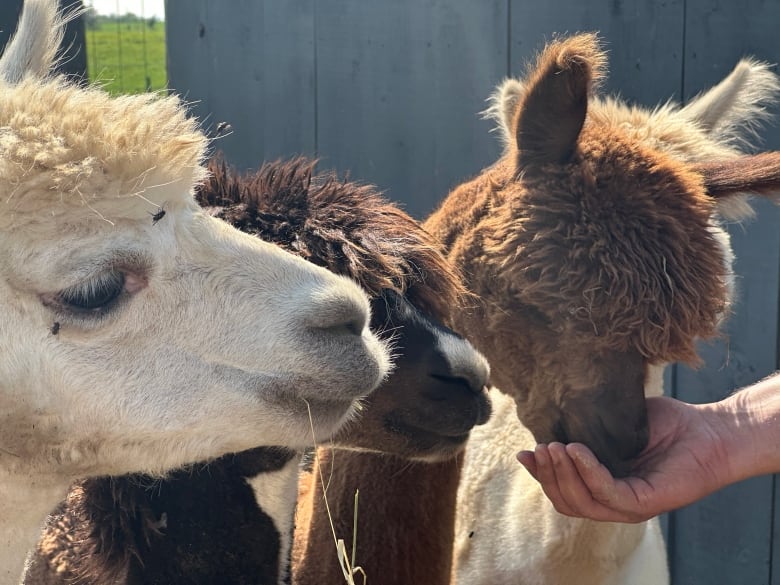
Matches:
[[198, 156, 467, 318], [0, 0, 390, 487], [198, 157, 491, 460], [427, 33, 780, 473]]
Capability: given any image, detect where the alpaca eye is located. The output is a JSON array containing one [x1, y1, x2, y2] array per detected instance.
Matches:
[[58, 271, 126, 313]]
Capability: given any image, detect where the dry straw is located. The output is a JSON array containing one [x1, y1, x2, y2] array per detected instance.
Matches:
[[305, 399, 367, 585]]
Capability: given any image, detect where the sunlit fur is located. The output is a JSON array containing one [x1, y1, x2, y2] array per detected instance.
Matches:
[[26, 158, 489, 584], [422, 35, 780, 585], [485, 56, 780, 219], [0, 2, 389, 580]]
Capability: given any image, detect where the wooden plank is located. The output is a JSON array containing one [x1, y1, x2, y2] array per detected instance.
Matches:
[[260, 1, 315, 161], [0, 0, 86, 79], [0, 0, 24, 51], [671, 1, 780, 582], [165, 0, 315, 170], [509, 0, 685, 105], [315, 0, 507, 218], [164, 0, 214, 133], [774, 473, 780, 585]]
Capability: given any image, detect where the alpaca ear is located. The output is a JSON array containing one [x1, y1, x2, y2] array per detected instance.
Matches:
[[679, 58, 780, 142], [694, 151, 780, 202], [514, 33, 606, 168]]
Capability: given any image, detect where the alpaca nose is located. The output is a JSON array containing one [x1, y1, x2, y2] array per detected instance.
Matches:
[[425, 335, 492, 427], [431, 336, 490, 395], [301, 282, 370, 336], [313, 304, 367, 336]]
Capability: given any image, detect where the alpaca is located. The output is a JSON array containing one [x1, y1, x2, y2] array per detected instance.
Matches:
[[421, 35, 780, 585], [0, 2, 390, 581], [448, 58, 780, 585], [24, 157, 490, 584]]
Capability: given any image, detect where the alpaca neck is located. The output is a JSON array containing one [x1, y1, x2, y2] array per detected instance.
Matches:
[[0, 471, 69, 584], [245, 454, 301, 585], [453, 387, 667, 585], [292, 448, 461, 585]]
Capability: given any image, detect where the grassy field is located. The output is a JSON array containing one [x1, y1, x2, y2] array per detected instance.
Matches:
[[85, 16, 167, 95]]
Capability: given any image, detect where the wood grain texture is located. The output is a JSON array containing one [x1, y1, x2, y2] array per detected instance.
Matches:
[[314, 0, 507, 218], [165, 0, 315, 169], [670, 1, 780, 583]]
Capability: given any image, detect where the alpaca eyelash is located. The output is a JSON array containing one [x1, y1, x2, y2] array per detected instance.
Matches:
[[56, 270, 127, 315]]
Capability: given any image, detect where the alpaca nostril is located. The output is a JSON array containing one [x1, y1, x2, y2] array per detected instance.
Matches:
[[303, 288, 370, 337], [322, 316, 364, 336], [434, 335, 491, 395], [430, 367, 487, 397], [430, 374, 475, 395]]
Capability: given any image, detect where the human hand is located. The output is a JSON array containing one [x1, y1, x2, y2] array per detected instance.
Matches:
[[516, 396, 734, 523]]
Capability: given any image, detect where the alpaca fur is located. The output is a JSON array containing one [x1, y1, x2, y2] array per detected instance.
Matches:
[[293, 451, 463, 585], [0, 1, 390, 581], [457, 387, 668, 585], [27, 448, 298, 585], [26, 157, 490, 584], [485, 57, 780, 219], [421, 36, 780, 585]]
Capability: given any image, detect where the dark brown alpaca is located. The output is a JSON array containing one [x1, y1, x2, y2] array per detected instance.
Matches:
[[292, 452, 462, 585], [25, 157, 490, 584]]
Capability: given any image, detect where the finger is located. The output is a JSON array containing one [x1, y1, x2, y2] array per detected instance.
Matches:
[[516, 450, 538, 478], [548, 442, 605, 517], [533, 444, 576, 516], [565, 443, 646, 523], [566, 443, 621, 505]]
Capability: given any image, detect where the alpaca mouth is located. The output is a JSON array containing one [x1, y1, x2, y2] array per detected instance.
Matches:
[[265, 391, 361, 443], [384, 418, 472, 450]]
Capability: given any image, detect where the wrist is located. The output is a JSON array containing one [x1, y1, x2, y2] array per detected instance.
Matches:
[[715, 373, 780, 484]]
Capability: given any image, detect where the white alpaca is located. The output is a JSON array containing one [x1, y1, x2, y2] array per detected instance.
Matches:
[[0, 2, 390, 581], [453, 59, 780, 585]]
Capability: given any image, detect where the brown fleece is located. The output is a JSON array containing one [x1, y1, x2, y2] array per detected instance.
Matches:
[[425, 32, 780, 473]]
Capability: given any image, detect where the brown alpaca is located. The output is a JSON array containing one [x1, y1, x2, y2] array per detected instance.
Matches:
[[25, 157, 490, 584], [293, 452, 461, 585], [425, 34, 780, 474], [421, 35, 780, 585]]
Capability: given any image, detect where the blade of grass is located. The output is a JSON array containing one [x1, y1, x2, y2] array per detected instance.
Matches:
[[304, 399, 366, 585]]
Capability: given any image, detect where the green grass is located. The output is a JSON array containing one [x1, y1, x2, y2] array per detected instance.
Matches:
[[85, 17, 167, 95]]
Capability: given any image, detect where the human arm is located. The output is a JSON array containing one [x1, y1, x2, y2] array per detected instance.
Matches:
[[516, 372, 780, 523]]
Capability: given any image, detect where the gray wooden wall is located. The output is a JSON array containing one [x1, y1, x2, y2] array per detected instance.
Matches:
[[0, 0, 86, 79], [165, 2, 780, 583]]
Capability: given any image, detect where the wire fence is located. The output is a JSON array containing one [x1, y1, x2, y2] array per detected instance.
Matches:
[[84, 0, 166, 94]]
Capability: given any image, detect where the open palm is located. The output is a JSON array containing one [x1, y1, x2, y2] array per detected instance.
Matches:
[[517, 396, 733, 523]]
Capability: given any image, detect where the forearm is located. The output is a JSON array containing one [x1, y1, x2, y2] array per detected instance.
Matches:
[[715, 372, 780, 484]]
